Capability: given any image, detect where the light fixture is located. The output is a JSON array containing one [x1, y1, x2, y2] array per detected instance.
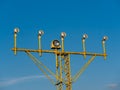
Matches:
[[102, 36, 108, 41], [14, 28, 19, 33], [38, 30, 44, 36], [82, 34, 88, 39], [53, 40, 60, 46], [51, 40, 61, 49], [61, 32, 66, 38]]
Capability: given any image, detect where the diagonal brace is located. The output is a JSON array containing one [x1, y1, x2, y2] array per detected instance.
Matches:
[[25, 51, 56, 85], [72, 56, 96, 82]]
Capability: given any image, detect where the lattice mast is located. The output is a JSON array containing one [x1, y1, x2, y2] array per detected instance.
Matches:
[[12, 28, 108, 90]]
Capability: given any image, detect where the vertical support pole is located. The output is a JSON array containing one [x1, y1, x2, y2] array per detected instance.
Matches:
[[102, 40, 106, 60], [61, 32, 66, 52], [61, 37, 64, 52], [56, 53, 59, 90], [38, 35, 42, 56], [82, 34, 88, 59], [102, 36, 108, 60], [55, 49, 59, 81], [14, 28, 19, 55], [82, 39, 86, 59], [64, 54, 72, 90], [38, 30, 44, 56], [14, 32, 17, 55], [59, 55, 63, 90], [56, 54, 59, 69], [55, 53, 63, 90]]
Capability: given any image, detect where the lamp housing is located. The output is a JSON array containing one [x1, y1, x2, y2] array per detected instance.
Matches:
[[51, 40, 61, 49]]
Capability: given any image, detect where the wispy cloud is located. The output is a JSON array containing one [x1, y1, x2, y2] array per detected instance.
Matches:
[[107, 83, 118, 88], [107, 83, 120, 90], [0, 75, 53, 87]]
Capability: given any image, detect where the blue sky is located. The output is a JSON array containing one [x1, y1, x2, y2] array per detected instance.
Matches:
[[0, 0, 120, 90]]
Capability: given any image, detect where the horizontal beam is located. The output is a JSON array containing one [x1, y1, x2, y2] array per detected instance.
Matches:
[[12, 48, 107, 57]]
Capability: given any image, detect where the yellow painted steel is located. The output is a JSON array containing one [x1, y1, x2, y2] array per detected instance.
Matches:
[[12, 48, 107, 56], [64, 54, 72, 90], [72, 56, 96, 82], [12, 48, 107, 90], [12, 31, 108, 90], [38, 34, 42, 56], [26, 51, 55, 85], [82, 39, 86, 59], [102, 41, 107, 60], [61, 37, 64, 52], [55, 51, 59, 90], [59, 55, 63, 90], [14, 33, 17, 55], [56, 55, 63, 90]]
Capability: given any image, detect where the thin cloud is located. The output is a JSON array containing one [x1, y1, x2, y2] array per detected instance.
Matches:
[[106, 83, 120, 90], [107, 83, 118, 88], [0, 75, 53, 87]]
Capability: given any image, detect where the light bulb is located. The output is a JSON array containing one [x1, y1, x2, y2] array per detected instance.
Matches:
[[82, 34, 88, 39], [103, 36, 108, 41], [38, 30, 44, 36], [61, 32, 66, 38], [14, 28, 19, 33]]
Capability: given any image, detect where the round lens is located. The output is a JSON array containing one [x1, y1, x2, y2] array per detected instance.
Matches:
[[53, 40, 60, 46]]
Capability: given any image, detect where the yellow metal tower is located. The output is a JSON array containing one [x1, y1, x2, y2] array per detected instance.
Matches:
[[12, 28, 108, 90]]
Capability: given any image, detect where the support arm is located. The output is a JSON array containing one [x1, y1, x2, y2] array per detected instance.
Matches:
[[72, 56, 96, 82], [25, 51, 56, 85]]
